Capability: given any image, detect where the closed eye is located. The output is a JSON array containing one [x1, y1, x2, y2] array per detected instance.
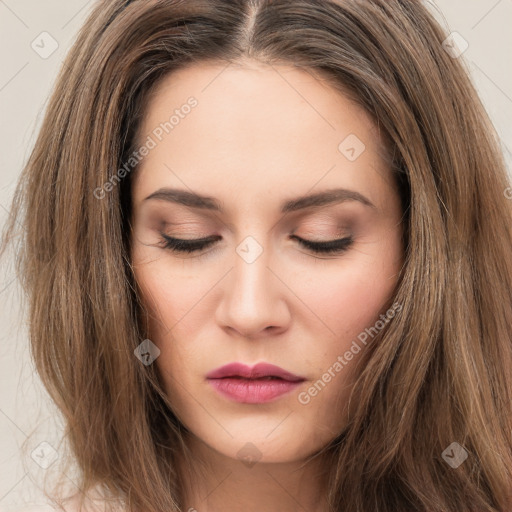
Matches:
[[289, 234, 353, 254], [159, 233, 353, 255]]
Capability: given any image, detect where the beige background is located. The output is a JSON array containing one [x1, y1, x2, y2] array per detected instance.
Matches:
[[1, 0, 511, 509]]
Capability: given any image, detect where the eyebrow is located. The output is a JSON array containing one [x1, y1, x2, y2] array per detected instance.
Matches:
[[143, 187, 377, 213]]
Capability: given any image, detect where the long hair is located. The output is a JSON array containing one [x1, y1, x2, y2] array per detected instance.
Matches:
[[2, 0, 512, 510]]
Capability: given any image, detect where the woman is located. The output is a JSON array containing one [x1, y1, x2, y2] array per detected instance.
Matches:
[[2, 0, 512, 511]]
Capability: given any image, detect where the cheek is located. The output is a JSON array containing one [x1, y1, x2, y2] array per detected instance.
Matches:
[[132, 262, 200, 418], [131, 250, 213, 384], [295, 234, 402, 388], [132, 248, 206, 335], [302, 255, 400, 339]]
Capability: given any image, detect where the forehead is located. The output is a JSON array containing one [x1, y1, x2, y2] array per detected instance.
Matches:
[[131, 60, 393, 212], [138, 59, 379, 147]]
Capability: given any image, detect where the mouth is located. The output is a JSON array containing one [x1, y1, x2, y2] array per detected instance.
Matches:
[[206, 362, 306, 403]]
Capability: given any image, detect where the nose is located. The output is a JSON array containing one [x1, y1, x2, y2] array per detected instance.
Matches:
[[215, 239, 291, 339]]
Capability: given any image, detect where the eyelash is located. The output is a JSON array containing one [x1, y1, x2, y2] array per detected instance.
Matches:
[[159, 233, 353, 256]]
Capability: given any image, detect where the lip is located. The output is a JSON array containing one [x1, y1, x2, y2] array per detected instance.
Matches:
[[206, 362, 305, 382], [206, 362, 306, 404]]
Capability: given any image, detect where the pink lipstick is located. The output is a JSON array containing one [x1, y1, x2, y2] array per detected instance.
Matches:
[[206, 362, 305, 404]]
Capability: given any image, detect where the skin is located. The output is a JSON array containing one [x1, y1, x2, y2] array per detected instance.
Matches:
[[130, 59, 404, 512]]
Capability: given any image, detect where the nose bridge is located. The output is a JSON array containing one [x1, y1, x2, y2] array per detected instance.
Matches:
[[231, 233, 273, 308]]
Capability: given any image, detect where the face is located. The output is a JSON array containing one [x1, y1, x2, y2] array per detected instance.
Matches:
[[130, 59, 404, 465]]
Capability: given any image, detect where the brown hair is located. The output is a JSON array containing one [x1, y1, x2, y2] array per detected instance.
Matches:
[[2, 0, 512, 510]]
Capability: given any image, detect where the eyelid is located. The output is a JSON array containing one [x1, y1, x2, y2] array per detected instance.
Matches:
[[290, 234, 353, 254], [159, 233, 220, 252]]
